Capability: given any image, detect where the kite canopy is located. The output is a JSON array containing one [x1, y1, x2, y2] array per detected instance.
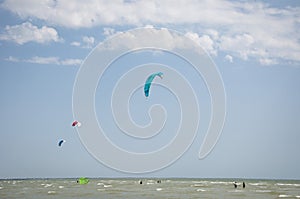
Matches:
[[58, 139, 65, 147], [144, 72, 163, 97], [72, 120, 81, 127], [77, 177, 89, 184]]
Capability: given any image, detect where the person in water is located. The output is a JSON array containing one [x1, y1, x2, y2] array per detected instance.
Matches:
[[233, 182, 237, 188], [243, 182, 245, 188]]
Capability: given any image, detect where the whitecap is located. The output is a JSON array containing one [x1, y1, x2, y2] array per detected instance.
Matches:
[[278, 194, 293, 198], [228, 190, 243, 193], [276, 183, 300, 187], [249, 182, 267, 186], [44, 184, 53, 188], [58, 186, 64, 189], [192, 184, 203, 187], [210, 181, 231, 185], [0, 187, 3, 190], [255, 190, 272, 193], [47, 191, 56, 194], [104, 184, 112, 188], [196, 189, 206, 192], [97, 182, 104, 186], [156, 188, 162, 191]]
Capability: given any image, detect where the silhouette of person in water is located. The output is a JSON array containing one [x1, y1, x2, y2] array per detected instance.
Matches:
[[243, 182, 245, 188], [233, 182, 237, 188], [139, 180, 142, 185]]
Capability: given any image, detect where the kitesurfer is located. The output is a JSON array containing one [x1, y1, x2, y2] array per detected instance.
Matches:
[[233, 182, 237, 188]]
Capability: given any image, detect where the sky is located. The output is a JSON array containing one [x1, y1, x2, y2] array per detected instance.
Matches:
[[0, 0, 300, 179]]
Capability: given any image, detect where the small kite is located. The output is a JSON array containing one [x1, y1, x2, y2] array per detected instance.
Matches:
[[72, 120, 81, 127], [58, 139, 66, 147], [144, 72, 163, 97], [77, 177, 89, 184]]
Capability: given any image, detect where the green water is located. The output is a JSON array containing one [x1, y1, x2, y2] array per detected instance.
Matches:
[[0, 178, 299, 199]]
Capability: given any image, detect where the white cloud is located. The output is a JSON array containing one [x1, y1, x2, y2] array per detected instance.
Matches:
[[103, 27, 116, 37], [5, 56, 82, 66], [219, 33, 255, 60], [224, 55, 233, 63], [60, 58, 82, 66], [27, 56, 60, 65], [259, 58, 278, 66], [185, 32, 217, 56], [5, 56, 20, 62], [1, 0, 300, 65], [70, 41, 81, 47], [82, 36, 95, 48], [0, 22, 62, 44], [70, 36, 95, 48]]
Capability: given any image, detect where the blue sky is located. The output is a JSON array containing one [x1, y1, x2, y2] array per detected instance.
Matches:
[[0, 0, 300, 179]]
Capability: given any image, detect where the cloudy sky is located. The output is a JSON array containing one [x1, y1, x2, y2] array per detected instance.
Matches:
[[0, 0, 300, 179]]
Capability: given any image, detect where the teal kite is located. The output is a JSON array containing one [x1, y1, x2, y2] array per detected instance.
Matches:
[[144, 72, 163, 97]]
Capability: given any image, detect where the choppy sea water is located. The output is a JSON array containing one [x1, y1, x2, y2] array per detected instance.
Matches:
[[0, 178, 299, 199]]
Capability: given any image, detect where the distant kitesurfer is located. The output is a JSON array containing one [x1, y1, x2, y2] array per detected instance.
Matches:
[[233, 182, 237, 188]]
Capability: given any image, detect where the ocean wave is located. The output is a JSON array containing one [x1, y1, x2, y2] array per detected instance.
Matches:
[[191, 184, 205, 187], [47, 190, 56, 194], [276, 183, 300, 187], [249, 182, 267, 186], [278, 194, 294, 198], [210, 181, 231, 185], [196, 189, 206, 192], [255, 190, 272, 193]]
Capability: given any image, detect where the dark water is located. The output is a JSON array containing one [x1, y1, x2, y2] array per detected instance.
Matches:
[[0, 178, 299, 199]]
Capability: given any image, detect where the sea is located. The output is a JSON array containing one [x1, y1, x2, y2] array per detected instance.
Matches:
[[0, 178, 299, 199]]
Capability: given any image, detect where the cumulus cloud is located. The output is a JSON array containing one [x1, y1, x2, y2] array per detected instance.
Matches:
[[0, 22, 62, 44], [185, 32, 217, 56], [5, 56, 82, 66], [219, 33, 255, 60], [1, 0, 300, 65], [224, 55, 233, 63], [70, 36, 95, 48], [103, 27, 116, 37], [259, 58, 278, 66], [82, 36, 95, 48]]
